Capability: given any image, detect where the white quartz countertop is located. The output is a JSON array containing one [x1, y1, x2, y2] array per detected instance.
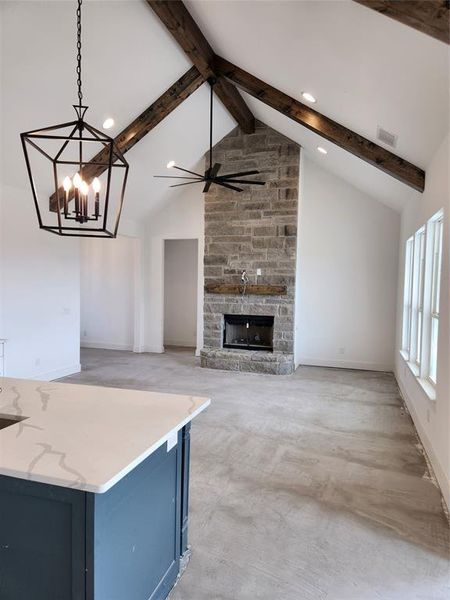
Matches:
[[0, 378, 210, 493]]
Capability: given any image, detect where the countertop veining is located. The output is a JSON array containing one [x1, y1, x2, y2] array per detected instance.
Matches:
[[0, 377, 210, 493]]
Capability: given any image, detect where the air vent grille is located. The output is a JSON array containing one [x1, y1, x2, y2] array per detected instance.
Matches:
[[377, 126, 398, 148]]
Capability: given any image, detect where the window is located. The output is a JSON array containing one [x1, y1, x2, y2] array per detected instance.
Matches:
[[402, 237, 414, 357], [413, 228, 426, 367], [428, 214, 443, 384], [401, 210, 444, 393]]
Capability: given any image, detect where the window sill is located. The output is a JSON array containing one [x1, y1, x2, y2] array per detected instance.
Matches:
[[400, 350, 409, 362], [399, 351, 436, 402], [417, 377, 436, 402], [406, 359, 420, 378]]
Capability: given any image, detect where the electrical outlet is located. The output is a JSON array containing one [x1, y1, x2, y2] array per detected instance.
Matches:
[[83, 330, 87, 337], [256, 268, 262, 276], [338, 347, 345, 355]]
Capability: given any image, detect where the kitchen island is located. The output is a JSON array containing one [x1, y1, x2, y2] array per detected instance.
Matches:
[[0, 377, 210, 600]]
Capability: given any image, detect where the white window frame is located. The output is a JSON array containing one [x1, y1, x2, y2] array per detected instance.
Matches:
[[410, 227, 426, 369], [400, 209, 444, 400], [401, 236, 414, 358], [426, 213, 443, 386]]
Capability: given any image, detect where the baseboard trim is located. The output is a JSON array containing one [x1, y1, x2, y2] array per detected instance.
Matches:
[[396, 375, 450, 512], [81, 341, 133, 351], [29, 363, 82, 382], [297, 357, 393, 372], [164, 339, 197, 348], [142, 345, 165, 354]]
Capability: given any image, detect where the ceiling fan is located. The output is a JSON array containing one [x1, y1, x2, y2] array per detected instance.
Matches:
[[154, 78, 265, 193]]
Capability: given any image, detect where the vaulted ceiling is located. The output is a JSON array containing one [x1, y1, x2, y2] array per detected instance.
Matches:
[[1, 0, 449, 220], [186, 0, 449, 210]]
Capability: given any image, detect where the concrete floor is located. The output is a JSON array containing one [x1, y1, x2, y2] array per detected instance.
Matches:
[[62, 347, 449, 600]]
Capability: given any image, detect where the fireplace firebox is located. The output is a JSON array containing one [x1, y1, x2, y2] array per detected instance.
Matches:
[[223, 314, 274, 351]]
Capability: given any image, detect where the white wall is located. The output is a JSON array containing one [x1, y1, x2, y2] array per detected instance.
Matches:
[[0, 1, 227, 377], [144, 177, 204, 355], [1, 6, 80, 380], [164, 239, 198, 347], [295, 157, 400, 371], [81, 185, 204, 352], [294, 153, 304, 366], [81, 236, 137, 351], [0, 184, 81, 379], [395, 133, 450, 508]]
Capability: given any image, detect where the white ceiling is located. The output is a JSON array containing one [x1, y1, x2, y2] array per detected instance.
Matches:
[[188, 0, 449, 169], [187, 0, 449, 211], [1, 0, 235, 222], [1, 0, 449, 220]]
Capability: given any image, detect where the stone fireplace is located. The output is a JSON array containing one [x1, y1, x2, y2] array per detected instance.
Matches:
[[200, 121, 300, 375]]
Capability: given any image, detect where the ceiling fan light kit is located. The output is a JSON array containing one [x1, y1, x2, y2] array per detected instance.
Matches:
[[154, 78, 265, 193], [20, 0, 129, 238]]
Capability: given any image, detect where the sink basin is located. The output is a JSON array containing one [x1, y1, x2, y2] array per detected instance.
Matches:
[[0, 414, 28, 430]]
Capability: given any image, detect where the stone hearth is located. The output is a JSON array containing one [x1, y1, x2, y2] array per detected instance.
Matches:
[[201, 121, 300, 375], [200, 348, 294, 375]]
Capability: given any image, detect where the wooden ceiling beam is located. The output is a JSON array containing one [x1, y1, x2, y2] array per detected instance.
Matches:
[[50, 65, 204, 209], [354, 1, 449, 44], [147, 0, 255, 134], [215, 56, 425, 192]]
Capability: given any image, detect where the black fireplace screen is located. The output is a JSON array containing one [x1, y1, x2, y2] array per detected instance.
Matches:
[[223, 314, 274, 351]]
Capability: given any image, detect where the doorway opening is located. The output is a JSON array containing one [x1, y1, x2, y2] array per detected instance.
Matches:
[[163, 239, 199, 353], [80, 235, 137, 352]]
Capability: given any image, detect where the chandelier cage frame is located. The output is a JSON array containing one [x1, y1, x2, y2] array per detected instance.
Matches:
[[20, 0, 129, 238]]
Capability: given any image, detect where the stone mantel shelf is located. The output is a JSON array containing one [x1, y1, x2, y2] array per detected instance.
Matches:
[[204, 283, 287, 296]]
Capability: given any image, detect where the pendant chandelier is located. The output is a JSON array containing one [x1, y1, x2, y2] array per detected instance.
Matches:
[[20, 0, 129, 238], [155, 78, 265, 192]]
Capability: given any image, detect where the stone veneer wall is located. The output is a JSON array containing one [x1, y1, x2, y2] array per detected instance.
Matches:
[[201, 121, 300, 374]]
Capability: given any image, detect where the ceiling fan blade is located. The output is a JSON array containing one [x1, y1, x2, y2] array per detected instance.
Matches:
[[210, 163, 222, 178], [204, 162, 222, 180], [217, 170, 260, 180], [221, 179, 265, 185], [215, 181, 243, 192], [173, 165, 204, 177], [169, 181, 203, 188], [154, 175, 202, 180], [203, 180, 213, 193]]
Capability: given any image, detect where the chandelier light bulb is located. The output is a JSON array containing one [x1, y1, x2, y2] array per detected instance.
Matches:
[[80, 180, 89, 196], [63, 176, 72, 192], [73, 173, 82, 188], [102, 118, 114, 130], [92, 177, 101, 193], [167, 160, 175, 169]]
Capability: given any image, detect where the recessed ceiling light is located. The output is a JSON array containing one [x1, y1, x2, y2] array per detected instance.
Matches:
[[167, 160, 176, 169], [102, 117, 114, 129], [317, 146, 328, 155], [302, 92, 316, 103]]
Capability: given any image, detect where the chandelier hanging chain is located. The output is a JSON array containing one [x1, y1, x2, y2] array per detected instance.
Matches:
[[76, 0, 83, 109]]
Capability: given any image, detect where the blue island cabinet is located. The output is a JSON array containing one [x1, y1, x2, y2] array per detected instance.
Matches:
[[0, 424, 191, 600]]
